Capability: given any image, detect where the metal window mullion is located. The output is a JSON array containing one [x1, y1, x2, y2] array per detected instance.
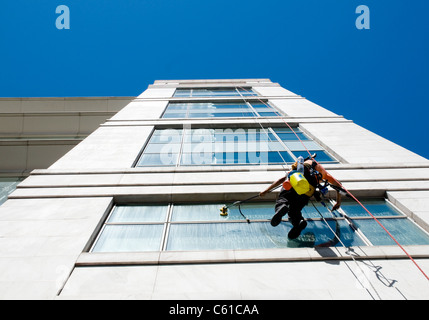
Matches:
[[329, 199, 374, 246], [246, 101, 260, 117], [348, 215, 408, 220], [89, 204, 118, 252], [89, 223, 108, 252], [268, 127, 296, 161], [384, 198, 408, 217], [161, 203, 173, 251], [234, 87, 241, 97], [176, 126, 187, 167], [105, 221, 165, 226]]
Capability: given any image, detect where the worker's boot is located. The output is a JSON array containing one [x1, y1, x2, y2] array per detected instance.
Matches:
[[271, 211, 286, 227], [288, 219, 307, 239]]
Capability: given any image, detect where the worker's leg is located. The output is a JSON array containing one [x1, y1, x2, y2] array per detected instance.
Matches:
[[287, 196, 309, 239], [271, 191, 289, 227]]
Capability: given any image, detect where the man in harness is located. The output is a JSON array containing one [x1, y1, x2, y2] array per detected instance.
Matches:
[[259, 156, 343, 239]]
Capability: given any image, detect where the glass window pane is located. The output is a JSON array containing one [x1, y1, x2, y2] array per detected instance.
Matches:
[[231, 203, 276, 220], [187, 112, 213, 118], [152, 129, 182, 136], [93, 224, 164, 252], [144, 143, 181, 153], [258, 112, 279, 117], [181, 152, 215, 165], [167, 222, 281, 250], [305, 219, 366, 248], [292, 150, 335, 162], [276, 132, 310, 141], [182, 142, 214, 153], [212, 152, 248, 164], [353, 218, 429, 246], [210, 103, 248, 109], [184, 134, 215, 143], [0, 178, 22, 206], [162, 113, 186, 118], [173, 89, 191, 97], [137, 153, 178, 166], [149, 134, 182, 144], [171, 203, 276, 222], [191, 89, 239, 96], [267, 151, 294, 163], [108, 205, 168, 223], [238, 89, 257, 96], [166, 104, 188, 110], [302, 202, 336, 219], [250, 102, 270, 109], [209, 108, 252, 113], [272, 127, 296, 133], [284, 141, 321, 151], [341, 200, 402, 217], [166, 220, 365, 251], [187, 103, 214, 110]]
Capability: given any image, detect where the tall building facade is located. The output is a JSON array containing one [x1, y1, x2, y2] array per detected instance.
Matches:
[[1, 79, 429, 299]]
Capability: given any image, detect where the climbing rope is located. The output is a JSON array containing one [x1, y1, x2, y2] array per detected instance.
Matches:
[[310, 199, 381, 299], [237, 86, 429, 282]]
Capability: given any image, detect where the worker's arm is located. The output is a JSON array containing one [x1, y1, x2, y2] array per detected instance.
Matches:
[[260, 176, 286, 197], [314, 163, 342, 211]]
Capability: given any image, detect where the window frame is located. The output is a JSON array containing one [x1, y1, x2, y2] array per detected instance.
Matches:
[[173, 87, 258, 98], [89, 198, 429, 254], [135, 126, 339, 168], [161, 100, 282, 119]]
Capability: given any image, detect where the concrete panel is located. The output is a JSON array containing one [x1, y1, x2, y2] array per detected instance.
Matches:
[[26, 144, 76, 170], [23, 115, 80, 135], [107, 98, 134, 112], [0, 100, 22, 113], [0, 115, 23, 135], [0, 197, 113, 299], [0, 146, 27, 171], [387, 191, 429, 231], [58, 259, 429, 299], [64, 99, 108, 112], [137, 88, 176, 99], [110, 101, 168, 121], [252, 86, 298, 97], [300, 122, 429, 164], [21, 99, 65, 113], [78, 114, 112, 134], [271, 99, 339, 118], [48, 126, 153, 170]]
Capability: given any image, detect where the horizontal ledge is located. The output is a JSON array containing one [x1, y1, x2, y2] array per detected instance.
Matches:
[[15, 177, 429, 190], [133, 96, 303, 101], [0, 112, 116, 117], [103, 117, 348, 125], [0, 97, 135, 101], [29, 163, 429, 176], [76, 245, 429, 267], [0, 139, 83, 146]]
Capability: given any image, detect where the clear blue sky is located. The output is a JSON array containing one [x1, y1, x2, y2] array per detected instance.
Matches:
[[1, 0, 428, 159]]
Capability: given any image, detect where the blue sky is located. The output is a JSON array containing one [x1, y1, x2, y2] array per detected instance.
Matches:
[[1, 0, 428, 159]]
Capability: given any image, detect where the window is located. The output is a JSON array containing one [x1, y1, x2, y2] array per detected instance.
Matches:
[[92, 205, 167, 252], [0, 177, 23, 206], [173, 88, 258, 97], [136, 127, 337, 167], [91, 199, 429, 253], [162, 101, 280, 119]]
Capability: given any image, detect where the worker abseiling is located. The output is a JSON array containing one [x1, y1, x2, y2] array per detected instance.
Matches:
[[260, 156, 343, 239]]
